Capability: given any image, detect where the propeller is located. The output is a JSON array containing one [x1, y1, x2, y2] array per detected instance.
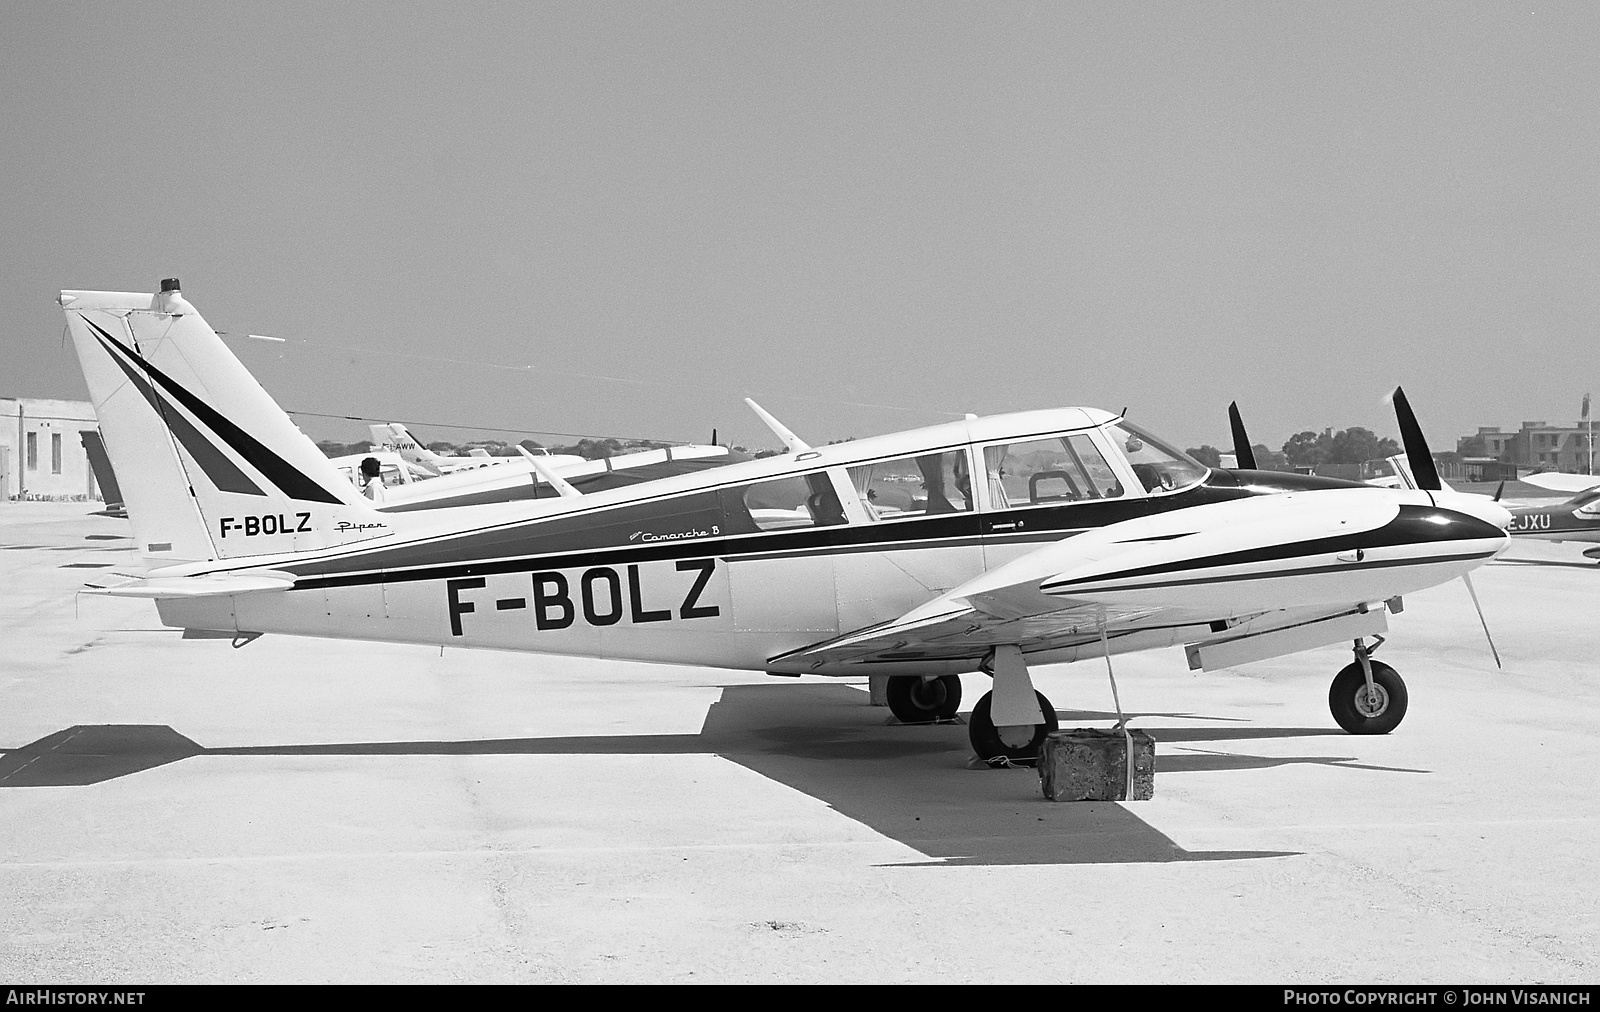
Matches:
[[1227, 402, 1258, 470], [1389, 386, 1442, 493], [1493, 481, 1504, 502], [1390, 387, 1503, 668]]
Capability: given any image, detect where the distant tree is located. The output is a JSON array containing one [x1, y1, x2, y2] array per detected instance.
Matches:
[[1250, 443, 1289, 471], [1457, 434, 1487, 457], [426, 441, 455, 453], [1282, 431, 1328, 468], [316, 440, 373, 458], [1326, 427, 1399, 464], [1185, 444, 1223, 467], [575, 438, 622, 460]]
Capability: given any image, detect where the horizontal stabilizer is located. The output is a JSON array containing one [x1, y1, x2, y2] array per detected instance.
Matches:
[[83, 571, 296, 599]]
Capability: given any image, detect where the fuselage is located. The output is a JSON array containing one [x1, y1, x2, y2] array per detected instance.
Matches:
[[151, 408, 1509, 675], [1507, 488, 1600, 544]]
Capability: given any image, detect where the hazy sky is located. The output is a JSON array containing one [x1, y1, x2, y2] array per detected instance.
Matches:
[[3, 2, 1596, 452]]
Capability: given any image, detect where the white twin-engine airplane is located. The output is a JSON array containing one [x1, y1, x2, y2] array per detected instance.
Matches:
[[62, 281, 1514, 767], [368, 422, 586, 476]]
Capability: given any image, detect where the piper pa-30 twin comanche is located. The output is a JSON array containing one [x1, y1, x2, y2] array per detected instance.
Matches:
[[63, 281, 1514, 766]]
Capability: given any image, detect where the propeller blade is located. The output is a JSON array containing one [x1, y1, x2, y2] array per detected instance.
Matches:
[[1461, 573, 1502, 669], [1493, 481, 1505, 502], [1390, 386, 1442, 491], [1227, 402, 1258, 470]]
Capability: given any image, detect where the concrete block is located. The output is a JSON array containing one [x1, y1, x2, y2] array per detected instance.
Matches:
[[1038, 728, 1155, 802]]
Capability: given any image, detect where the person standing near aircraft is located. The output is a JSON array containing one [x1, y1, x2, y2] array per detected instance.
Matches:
[[358, 456, 385, 501]]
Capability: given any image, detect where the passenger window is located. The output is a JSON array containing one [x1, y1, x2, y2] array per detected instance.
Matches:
[[742, 472, 847, 531], [982, 434, 1123, 510], [847, 451, 973, 521], [1067, 434, 1123, 499]]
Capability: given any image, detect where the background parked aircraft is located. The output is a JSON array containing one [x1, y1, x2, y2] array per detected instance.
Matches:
[[1520, 471, 1600, 495], [1506, 486, 1600, 561], [369, 422, 585, 476]]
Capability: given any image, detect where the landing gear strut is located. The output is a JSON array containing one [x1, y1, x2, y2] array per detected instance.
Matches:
[[968, 645, 1058, 765], [884, 675, 963, 724], [1329, 637, 1408, 734], [968, 689, 1058, 765]]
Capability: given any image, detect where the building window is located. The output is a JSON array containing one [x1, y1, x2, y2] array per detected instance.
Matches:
[[51, 432, 62, 474], [26, 431, 36, 471]]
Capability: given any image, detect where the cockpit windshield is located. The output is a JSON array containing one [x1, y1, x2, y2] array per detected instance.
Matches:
[[1107, 421, 1208, 494], [1570, 487, 1600, 514]]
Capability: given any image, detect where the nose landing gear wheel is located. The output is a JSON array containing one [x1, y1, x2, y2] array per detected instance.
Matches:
[[885, 675, 963, 723], [968, 689, 1058, 766], [1329, 660, 1408, 734]]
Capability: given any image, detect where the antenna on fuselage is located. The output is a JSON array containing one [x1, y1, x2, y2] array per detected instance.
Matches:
[[743, 398, 811, 453], [517, 445, 582, 498]]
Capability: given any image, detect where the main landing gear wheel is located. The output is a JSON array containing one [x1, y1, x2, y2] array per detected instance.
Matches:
[[885, 675, 963, 723], [968, 689, 1059, 766], [1329, 660, 1408, 734]]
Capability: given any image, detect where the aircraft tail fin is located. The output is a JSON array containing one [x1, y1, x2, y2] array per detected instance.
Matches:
[[60, 281, 395, 563], [79, 429, 125, 513], [370, 421, 447, 474]]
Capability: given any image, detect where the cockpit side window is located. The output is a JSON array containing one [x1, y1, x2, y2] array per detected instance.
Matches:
[[1572, 488, 1600, 517], [846, 450, 973, 521], [740, 471, 847, 531], [981, 434, 1124, 510], [1107, 421, 1208, 494]]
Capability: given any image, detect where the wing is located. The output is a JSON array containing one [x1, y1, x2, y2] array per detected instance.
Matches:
[[769, 487, 1500, 675], [1521, 471, 1600, 494]]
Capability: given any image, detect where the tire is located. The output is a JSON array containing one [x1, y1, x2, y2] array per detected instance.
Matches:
[[1329, 660, 1408, 735], [968, 689, 1059, 766], [885, 675, 963, 723]]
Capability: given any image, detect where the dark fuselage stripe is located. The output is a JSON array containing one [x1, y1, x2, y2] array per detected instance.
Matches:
[[1040, 506, 1504, 592], [289, 529, 997, 591], [84, 316, 343, 505], [91, 328, 267, 496]]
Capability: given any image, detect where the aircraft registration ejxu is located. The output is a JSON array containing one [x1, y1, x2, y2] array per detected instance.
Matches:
[[1506, 486, 1600, 560], [61, 280, 1514, 767]]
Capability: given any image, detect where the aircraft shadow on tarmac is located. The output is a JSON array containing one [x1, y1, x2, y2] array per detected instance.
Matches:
[[0, 683, 1428, 866]]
